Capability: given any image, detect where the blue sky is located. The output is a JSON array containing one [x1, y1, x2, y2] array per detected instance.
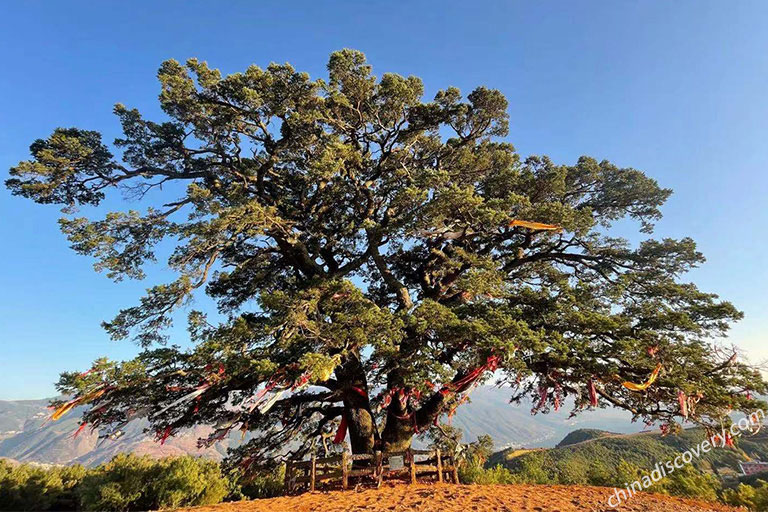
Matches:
[[1, 1, 767, 400]]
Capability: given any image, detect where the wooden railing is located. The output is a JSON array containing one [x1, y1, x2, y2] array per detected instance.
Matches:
[[284, 448, 459, 494]]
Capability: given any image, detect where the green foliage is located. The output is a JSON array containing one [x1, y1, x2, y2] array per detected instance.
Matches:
[[77, 453, 156, 511], [555, 457, 590, 485], [78, 454, 228, 511], [0, 455, 231, 512], [584, 459, 614, 487], [234, 465, 285, 500], [657, 464, 721, 502], [493, 428, 758, 480], [0, 460, 85, 511], [487, 428, 751, 506], [7, 49, 766, 463], [500, 451, 723, 502], [611, 459, 644, 488], [150, 455, 229, 509], [425, 424, 494, 465], [513, 452, 557, 485], [459, 460, 516, 485], [722, 481, 768, 510]]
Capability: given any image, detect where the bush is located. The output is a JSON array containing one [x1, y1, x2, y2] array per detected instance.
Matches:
[[460, 464, 516, 485], [509, 452, 554, 485], [236, 464, 285, 500], [0, 460, 86, 512], [77, 454, 156, 511], [77, 454, 228, 511], [657, 464, 721, 502], [555, 457, 588, 485], [0, 454, 237, 511], [585, 460, 614, 487], [723, 480, 768, 510], [151, 456, 229, 509], [609, 459, 644, 488], [459, 454, 515, 485]]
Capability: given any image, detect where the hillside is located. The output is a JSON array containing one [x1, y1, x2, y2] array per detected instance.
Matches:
[[173, 483, 738, 512], [491, 427, 768, 478], [0, 399, 51, 439], [0, 387, 638, 466], [556, 429, 613, 448]]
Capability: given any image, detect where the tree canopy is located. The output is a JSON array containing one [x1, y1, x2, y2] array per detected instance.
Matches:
[[7, 49, 765, 468]]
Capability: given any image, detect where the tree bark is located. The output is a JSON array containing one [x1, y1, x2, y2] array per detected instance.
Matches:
[[380, 380, 458, 453], [380, 410, 414, 453], [343, 394, 376, 454], [335, 352, 377, 454]]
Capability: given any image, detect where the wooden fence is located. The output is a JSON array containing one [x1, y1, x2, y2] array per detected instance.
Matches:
[[284, 449, 459, 494]]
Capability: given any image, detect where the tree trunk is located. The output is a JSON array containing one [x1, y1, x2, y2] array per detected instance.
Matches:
[[336, 352, 377, 454], [380, 411, 414, 452], [343, 395, 376, 454], [380, 386, 449, 453]]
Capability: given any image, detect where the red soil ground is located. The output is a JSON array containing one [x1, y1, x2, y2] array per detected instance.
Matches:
[[177, 483, 741, 512]]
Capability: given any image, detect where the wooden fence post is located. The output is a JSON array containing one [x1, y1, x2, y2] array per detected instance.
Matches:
[[409, 449, 417, 484], [436, 449, 443, 483], [375, 451, 383, 488], [284, 461, 293, 494], [341, 451, 349, 490], [310, 455, 316, 492]]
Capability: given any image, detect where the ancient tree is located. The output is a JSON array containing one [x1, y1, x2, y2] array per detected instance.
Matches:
[[7, 49, 765, 468]]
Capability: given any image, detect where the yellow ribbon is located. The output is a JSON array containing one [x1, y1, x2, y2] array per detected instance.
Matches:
[[50, 388, 106, 421], [51, 401, 78, 421], [621, 363, 662, 392], [509, 220, 562, 231]]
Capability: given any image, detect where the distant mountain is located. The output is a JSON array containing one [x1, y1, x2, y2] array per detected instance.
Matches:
[[555, 428, 613, 448], [0, 399, 48, 439], [447, 386, 636, 449], [0, 398, 236, 466], [0, 386, 641, 466]]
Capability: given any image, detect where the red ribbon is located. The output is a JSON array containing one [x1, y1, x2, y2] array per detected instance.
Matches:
[[588, 379, 598, 407], [159, 426, 173, 445], [72, 422, 87, 439], [291, 373, 310, 390], [333, 416, 347, 444], [438, 355, 500, 396]]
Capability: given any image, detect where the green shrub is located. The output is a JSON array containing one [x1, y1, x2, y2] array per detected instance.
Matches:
[[0, 455, 245, 511], [610, 459, 644, 488], [458, 453, 515, 485], [0, 460, 86, 512], [151, 456, 229, 509], [77, 454, 228, 511], [657, 464, 721, 502], [235, 464, 285, 499], [585, 460, 614, 487], [77, 453, 156, 511], [510, 452, 553, 484], [723, 480, 768, 510], [555, 457, 588, 485], [460, 464, 516, 485]]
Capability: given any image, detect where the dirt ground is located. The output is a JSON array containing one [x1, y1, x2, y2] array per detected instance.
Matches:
[[176, 483, 741, 512]]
